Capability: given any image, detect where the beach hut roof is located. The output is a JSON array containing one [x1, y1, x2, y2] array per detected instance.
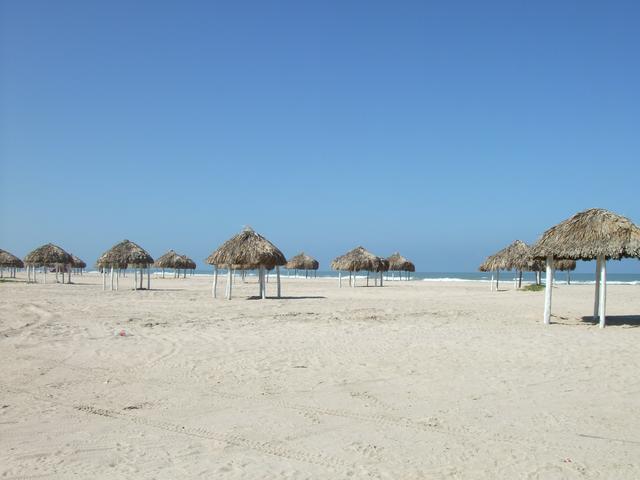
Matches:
[[532, 208, 640, 261], [70, 254, 86, 268], [387, 252, 416, 272], [331, 246, 386, 272], [285, 252, 319, 270], [205, 227, 286, 269], [554, 259, 577, 271], [154, 249, 181, 268], [97, 239, 154, 268], [24, 243, 73, 266], [176, 254, 196, 270], [479, 240, 536, 272], [0, 249, 24, 268]]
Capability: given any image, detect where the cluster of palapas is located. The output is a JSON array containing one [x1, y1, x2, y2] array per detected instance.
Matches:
[[478, 208, 640, 328], [6, 228, 415, 299]]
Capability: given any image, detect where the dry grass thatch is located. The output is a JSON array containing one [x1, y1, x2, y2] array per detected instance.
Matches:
[[154, 250, 181, 269], [331, 246, 386, 272], [24, 243, 73, 266], [532, 208, 640, 261], [97, 239, 154, 268], [0, 249, 24, 268], [178, 255, 196, 270], [70, 254, 86, 268], [205, 227, 286, 269], [479, 240, 537, 272], [387, 252, 416, 272], [554, 259, 577, 271], [285, 252, 319, 270]]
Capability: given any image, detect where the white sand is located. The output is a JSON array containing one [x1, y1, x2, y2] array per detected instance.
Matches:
[[1, 272, 639, 479]]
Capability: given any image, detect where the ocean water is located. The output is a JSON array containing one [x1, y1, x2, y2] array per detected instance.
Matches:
[[152, 269, 640, 285]]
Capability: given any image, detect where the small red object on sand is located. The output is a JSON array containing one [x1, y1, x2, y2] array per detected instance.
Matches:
[[119, 330, 126, 337]]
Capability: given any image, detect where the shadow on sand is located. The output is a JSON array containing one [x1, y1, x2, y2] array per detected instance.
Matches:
[[246, 296, 327, 300], [580, 315, 640, 327]]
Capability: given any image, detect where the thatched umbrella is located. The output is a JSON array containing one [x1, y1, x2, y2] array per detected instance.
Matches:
[[285, 252, 319, 279], [0, 249, 24, 278], [206, 227, 287, 300], [70, 254, 86, 276], [331, 246, 386, 288], [97, 239, 154, 291], [177, 255, 196, 277], [24, 243, 73, 284], [386, 252, 415, 281], [532, 208, 640, 328], [479, 240, 536, 291], [554, 259, 577, 285], [155, 249, 181, 278]]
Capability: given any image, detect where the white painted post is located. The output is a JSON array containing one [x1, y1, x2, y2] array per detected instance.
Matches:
[[276, 266, 281, 298], [338, 271, 342, 288], [116, 269, 119, 290], [212, 267, 218, 298], [353, 272, 356, 287], [110, 266, 114, 290], [594, 257, 601, 319], [147, 267, 150, 290], [133, 268, 137, 290], [102, 268, 106, 290], [543, 256, 554, 325], [598, 255, 607, 328], [227, 266, 233, 300], [490, 272, 494, 291], [261, 266, 266, 299]]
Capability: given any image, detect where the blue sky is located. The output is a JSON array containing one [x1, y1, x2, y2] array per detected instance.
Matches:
[[1, 1, 639, 272]]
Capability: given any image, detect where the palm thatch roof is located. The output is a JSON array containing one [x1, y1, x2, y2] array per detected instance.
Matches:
[[154, 249, 181, 269], [205, 227, 286, 269], [532, 208, 640, 261], [0, 249, 24, 268], [554, 259, 577, 271], [176, 254, 196, 270], [387, 252, 416, 272], [70, 254, 86, 268], [24, 243, 73, 266], [331, 246, 386, 272], [285, 252, 319, 270], [479, 240, 536, 272], [97, 239, 154, 268]]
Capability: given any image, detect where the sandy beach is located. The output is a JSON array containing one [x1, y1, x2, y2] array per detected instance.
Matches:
[[1, 273, 639, 479]]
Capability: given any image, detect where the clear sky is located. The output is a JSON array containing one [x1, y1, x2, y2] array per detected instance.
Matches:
[[1, 0, 639, 272]]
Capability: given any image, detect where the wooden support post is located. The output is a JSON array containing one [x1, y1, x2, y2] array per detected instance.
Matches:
[[147, 267, 150, 290], [276, 266, 281, 298], [380, 271, 384, 287], [598, 255, 607, 328], [227, 266, 233, 300], [496, 270, 500, 291], [543, 256, 554, 325], [261, 266, 266, 299], [594, 257, 601, 319]]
